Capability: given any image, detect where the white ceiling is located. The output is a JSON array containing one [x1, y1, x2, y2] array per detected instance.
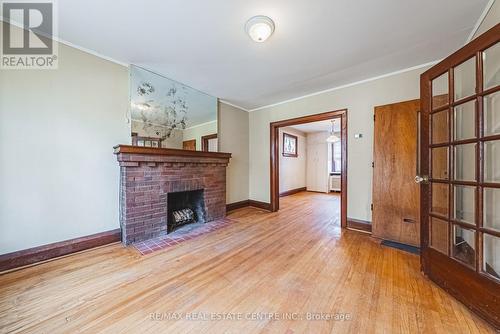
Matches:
[[289, 119, 340, 133], [53, 0, 488, 110]]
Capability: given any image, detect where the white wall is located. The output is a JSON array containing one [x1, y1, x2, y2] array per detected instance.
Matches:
[[0, 26, 130, 254], [182, 120, 218, 151], [279, 127, 307, 193], [219, 102, 250, 204], [248, 66, 430, 222]]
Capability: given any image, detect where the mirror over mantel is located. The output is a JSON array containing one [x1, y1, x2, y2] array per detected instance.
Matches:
[[129, 65, 218, 152]]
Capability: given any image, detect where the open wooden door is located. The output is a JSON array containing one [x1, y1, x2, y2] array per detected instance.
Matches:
[[372, 99, 420, 246], [419, 24, 500, 328]]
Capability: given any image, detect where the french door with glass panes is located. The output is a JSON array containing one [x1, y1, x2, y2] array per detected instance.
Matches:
[[419, 24, 500, 328]]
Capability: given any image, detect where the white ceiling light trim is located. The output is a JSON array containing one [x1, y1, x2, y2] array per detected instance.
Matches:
[[245, 16, 275, 42]]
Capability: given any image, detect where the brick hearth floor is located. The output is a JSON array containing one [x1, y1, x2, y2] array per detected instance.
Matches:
[[133, 217, 236, 255]]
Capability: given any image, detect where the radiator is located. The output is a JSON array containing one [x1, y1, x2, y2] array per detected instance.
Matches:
[[330, 175, 341, 191]]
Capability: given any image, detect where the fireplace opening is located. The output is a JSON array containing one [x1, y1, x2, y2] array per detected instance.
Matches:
[[167, 189, 206, 233]]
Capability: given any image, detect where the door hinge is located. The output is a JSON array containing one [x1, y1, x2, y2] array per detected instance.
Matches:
[[373, 114, 375, 121], [371, 203, 373, 211], [372, 161, 374, 168]]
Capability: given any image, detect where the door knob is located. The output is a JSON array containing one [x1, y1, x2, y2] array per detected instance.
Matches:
[[415, 175, 429, 184]]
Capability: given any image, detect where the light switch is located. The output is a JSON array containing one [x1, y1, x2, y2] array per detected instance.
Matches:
[[354, 133, 363, 139]]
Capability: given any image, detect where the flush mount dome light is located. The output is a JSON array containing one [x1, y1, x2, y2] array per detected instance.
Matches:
[[245, 16, 275, 42]]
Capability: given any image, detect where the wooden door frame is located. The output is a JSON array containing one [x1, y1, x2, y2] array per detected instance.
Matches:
[[201, 133, 218, 152], [420, 23, 500, 328], [270, 109, 348, 228]]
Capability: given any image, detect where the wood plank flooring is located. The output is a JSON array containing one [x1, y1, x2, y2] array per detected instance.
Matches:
[[0, 192, 495, 333]]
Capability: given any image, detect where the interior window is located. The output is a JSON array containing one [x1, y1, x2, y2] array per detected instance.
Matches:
[[331, 141, 341, 173]]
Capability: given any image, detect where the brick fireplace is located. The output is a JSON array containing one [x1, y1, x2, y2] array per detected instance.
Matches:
[[114, 145, 231, 245]]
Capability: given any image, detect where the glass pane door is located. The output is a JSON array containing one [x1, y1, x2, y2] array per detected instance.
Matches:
[[481, 41, 500, 282], [427, 42, 500, 279], [420, 25, 500, 327]]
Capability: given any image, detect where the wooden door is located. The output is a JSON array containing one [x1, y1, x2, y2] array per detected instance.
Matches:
[[420, 24, 500, 328], [372, 99, 420, 246], [182, 139, 196, 151], [306, 132, 329, 193]]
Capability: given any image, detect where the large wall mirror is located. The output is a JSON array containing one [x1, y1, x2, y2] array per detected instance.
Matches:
[[130, 65, 218, 152]]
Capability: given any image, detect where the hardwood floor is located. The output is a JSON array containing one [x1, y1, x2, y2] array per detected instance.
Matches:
[[0, 192, 494, 333]]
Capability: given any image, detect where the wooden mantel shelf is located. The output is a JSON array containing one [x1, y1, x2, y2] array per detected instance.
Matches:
[[113, 145, 232, 159]]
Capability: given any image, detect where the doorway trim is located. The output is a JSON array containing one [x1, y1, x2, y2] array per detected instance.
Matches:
[[201, 133, 217, 152], [270, 109, 348, 228]]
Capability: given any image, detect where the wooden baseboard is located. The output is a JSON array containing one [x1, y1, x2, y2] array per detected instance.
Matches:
[[0, 229, 121, 272], [347, 218, 372, 233], [226, 200, 250, 212], [249, 200, 272, 211], [279, 187, 307, 197], [226, 199, 272, 212]]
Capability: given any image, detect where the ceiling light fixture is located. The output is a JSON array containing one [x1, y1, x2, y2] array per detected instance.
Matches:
[[245, 16, 275, 43], [326, 120, 340, 143], [131, 102, 151, 111]]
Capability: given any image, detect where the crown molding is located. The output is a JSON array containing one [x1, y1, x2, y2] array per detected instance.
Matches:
[[184, 119, 217, 130], [1, 19, 129, 67], [248, 60, 440, 112], [56, 36, 129, 67], [466, 0, 496, 43], [219, 100, 250, 112]]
